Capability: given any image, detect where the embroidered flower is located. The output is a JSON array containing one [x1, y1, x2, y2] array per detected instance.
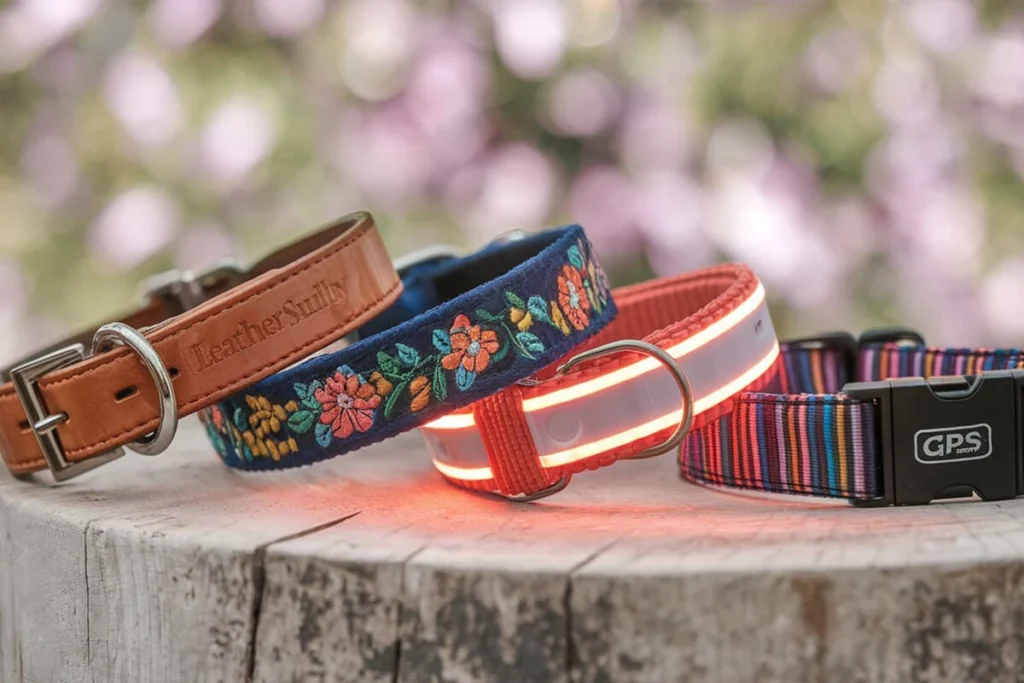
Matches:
[[368, 370, 394, 396], [410, 376, 430, 412], [510, 307, 533, 331], [557, 264, 590, 331], [238, 395, 300, 460], [550, 301, 570, 335], [315, 371, 381, 439], [441, 314, 500, 374]]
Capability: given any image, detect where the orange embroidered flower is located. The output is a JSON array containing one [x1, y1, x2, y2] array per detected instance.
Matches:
[[315, 371, 381, 439], [410, 376, 430, 412], [441, 314, 500, 374], [557, 264, 591, 331]]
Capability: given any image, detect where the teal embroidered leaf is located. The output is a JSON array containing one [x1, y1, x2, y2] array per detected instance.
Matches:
[[314, 421, 332, 447], [516, 331, 545, 356], [505, 291, 526, 309], [432, 329, 451, 353], [396, 343, 420, 368], [377, 351, 401, 375], [302, 394, 321, 411], [456, 365, 476, 391], [232, 407, 248, 432], [475, 308, 497, 321], [294, 382, 311, 400], [432, 364, 448, 401], [384, 381, 408, 418], [567, 245, 584, 269], [490, 340, 510, 363], [527, 296, 550, 323], [287, 409, 316, 434]]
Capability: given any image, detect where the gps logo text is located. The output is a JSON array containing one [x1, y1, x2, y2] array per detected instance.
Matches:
[[914, 424, 992, 464]]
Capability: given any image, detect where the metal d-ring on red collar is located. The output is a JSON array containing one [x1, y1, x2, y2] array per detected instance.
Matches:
[[420, 263, 781, 501]]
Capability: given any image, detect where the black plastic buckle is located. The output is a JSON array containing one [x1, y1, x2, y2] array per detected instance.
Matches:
[[845, 370, 1024, 506]]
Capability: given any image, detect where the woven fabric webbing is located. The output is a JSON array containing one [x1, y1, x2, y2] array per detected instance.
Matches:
[[680, 343, 1024, 501]]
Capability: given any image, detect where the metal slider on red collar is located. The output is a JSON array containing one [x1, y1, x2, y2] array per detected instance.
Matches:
[[422, 263, 781, 501]]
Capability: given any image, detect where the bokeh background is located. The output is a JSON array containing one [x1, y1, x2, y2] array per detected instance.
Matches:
[[1, 0, 1023, 366]]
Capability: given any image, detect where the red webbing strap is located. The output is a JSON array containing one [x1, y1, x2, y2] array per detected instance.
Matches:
[[473, 389, 556, 496]]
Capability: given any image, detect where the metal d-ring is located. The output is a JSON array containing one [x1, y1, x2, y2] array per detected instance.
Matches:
[[92, 323, 178, 456], [493, 339, 694, 503], [556, 339, 695, 461]]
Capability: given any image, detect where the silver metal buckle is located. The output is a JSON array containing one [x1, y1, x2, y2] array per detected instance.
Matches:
[[140, 257, 246, 312], [9, 345, 125, 481], [9, 323, 178, 482]]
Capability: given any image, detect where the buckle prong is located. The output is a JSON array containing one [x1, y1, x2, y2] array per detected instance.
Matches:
[[9, 322, 178, 482]]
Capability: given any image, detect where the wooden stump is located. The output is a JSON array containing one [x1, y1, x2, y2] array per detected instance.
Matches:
[[2, 417, 1023, 682]]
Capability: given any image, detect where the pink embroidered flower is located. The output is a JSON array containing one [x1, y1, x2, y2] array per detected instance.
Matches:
[[315, 371, 381, 439], [557, 264, 591, 331]]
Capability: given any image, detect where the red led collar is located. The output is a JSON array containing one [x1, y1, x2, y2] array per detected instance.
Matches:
[[421, 263, 780, 500]]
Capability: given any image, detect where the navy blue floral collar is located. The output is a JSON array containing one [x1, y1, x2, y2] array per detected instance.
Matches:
[[202, 226, 616, 471]]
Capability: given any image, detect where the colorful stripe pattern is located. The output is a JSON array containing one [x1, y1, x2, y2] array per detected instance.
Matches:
[[680, 342, 1024, 501]]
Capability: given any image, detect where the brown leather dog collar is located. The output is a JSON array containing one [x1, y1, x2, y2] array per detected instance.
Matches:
[[0, 212, 401, 481]]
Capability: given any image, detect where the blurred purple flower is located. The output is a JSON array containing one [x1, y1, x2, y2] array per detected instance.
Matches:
[[89, 187, 180, 270], [635, 171, 714, 275], [804, 28, 868, 94], [103, 53, 183, 148], [872, 58, 939, 125], [340, 0, 417, 101], [199, 98, 277, 189], [149, 0, 221, 48], [904, 0, 976, 55], [21, 132, 79, 206], [618, 99, 692, 173], [450, 143, 558, 239], [0, 0, 103, 72], [174, 224, 237, 271], [254, 0, 324, 38], [332, 106, 430, 207], [981, 258, 1024, 344], [494, 0, 566, 80], [547, 69, 620, 137], [567, 165, 642, 258]]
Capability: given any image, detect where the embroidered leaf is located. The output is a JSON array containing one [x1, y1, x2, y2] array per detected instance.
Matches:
[[287, 409, 316, 434], [567, 245, 585, 269], [584, 279, 599, 311], [490, 340, 510, 363], [475, 308, 497, 321], [314, 421, 332, 447], [505, 291, 526, 309], [302, 394, 322, 411], [516, 331, 545, 356], [377, 351, 401, 375], [432, 329, 451, 353], [432, 363, 448, 401], [294, 382, 311, 401], [527, 296, 550, 323], [395, 343, 420, 368], [384, 380, 409, 418], [337, 364, 355, 376], [232, 407, 248, 432], [456, 365, 476, 391]]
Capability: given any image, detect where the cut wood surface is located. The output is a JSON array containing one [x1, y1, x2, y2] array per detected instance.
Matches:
[[2, 417, 1024, 683]]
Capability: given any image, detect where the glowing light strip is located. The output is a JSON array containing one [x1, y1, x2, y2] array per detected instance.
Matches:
[[431, 341, 780, 482], [424, 283, 767, 432], [432, 459, 495, 481], [521, 283, 767, 412], [537, 341, 779, 467]]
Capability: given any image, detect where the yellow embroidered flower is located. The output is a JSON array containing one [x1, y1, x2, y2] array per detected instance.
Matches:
[[410, 375, 430, 412], [369, 370, 394, 396], [242, 395, 300, 460], [550, 301, 570, 335], [510, 307, 533, 331]]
